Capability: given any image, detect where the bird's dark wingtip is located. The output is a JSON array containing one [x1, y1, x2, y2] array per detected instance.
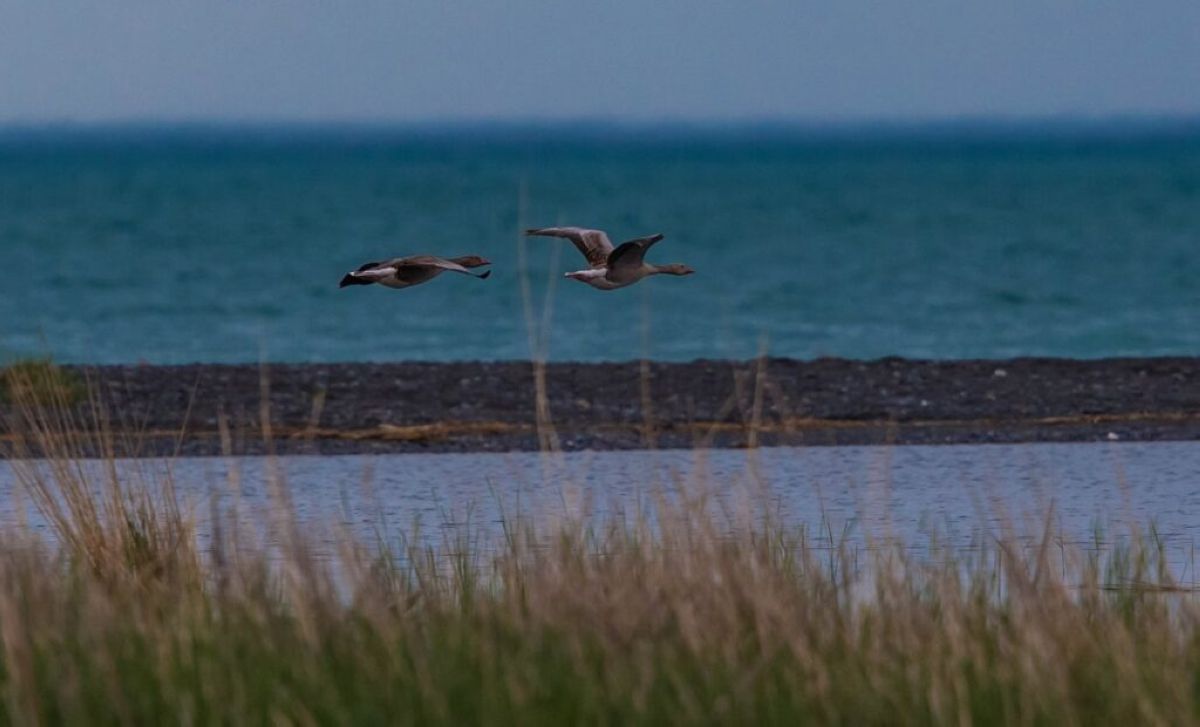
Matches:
[[479, 270, 492, 280]]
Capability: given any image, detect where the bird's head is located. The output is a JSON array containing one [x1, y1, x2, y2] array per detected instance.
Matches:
[[454, 255, 491, 268], [658, 263, 695, 276]]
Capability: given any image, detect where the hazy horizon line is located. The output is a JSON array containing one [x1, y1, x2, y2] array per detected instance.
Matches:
[[2, 114, 1199, 147], [3, 111, 1200, 131]]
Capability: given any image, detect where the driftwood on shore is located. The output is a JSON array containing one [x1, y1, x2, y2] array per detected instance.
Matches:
[[3, 357, 1200, 457]]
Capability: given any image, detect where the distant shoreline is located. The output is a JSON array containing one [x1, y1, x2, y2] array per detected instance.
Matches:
[[4, 357, 1200, 457]]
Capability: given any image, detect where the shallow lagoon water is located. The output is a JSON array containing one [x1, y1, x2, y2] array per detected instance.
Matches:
[[4, 440, 1200, 576]]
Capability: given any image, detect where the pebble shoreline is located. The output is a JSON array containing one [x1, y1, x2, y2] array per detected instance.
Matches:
[[5, 357, 1200, 457]]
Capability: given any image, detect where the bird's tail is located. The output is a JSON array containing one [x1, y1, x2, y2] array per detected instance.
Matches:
[[339, 272, 374, 288]]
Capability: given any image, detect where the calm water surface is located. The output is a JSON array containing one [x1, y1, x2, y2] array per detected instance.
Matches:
[[2, 127, 1199, 363], [4, 441, 1200, 574]]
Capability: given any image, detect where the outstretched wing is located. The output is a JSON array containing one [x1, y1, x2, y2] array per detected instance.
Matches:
[[524, 227, 613, 268], [606, 233, 665, 279]]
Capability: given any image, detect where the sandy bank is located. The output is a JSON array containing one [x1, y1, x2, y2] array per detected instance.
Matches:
[[4, 357, 1199, 456]]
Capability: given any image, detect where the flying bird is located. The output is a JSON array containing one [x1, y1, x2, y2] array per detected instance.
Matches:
[[524, 227, 694, 291], [339, 255, 491, 289]]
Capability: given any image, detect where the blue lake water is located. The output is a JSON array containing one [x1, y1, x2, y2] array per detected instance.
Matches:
[[2, 125, 1199, 363], [5, 441, 1200, 576]]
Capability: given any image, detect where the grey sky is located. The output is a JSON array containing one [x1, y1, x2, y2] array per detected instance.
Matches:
[[2, 1, 1198, 123]]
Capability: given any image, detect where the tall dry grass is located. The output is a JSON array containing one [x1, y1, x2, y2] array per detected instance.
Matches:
[[0, 361, 1199, 724]]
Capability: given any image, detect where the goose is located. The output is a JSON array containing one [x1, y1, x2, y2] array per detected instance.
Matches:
[[524, 227, 694, 291], [339, 255, 491, 289]]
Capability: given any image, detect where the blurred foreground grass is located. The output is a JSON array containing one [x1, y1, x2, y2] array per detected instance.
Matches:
[[0, 363, 1199, 725]]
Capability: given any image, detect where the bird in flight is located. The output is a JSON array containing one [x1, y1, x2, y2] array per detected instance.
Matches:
[[524, 227, 694, 290], [339, 255, 491, 289]]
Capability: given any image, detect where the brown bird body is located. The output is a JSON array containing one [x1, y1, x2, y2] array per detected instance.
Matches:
[[339, 255, 491, 289], [524, 227, 693, 290]]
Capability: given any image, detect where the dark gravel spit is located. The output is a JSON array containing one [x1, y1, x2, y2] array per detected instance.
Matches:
[[5, 357, 1200, 457]]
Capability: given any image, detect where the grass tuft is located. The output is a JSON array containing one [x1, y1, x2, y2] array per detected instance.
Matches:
[[0, 357, 84, 407]]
